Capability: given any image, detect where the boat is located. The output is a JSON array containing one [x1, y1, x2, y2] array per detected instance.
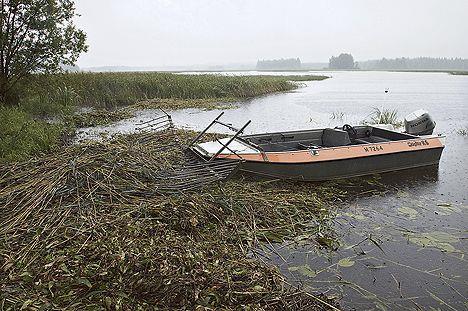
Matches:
[[188, 110, 445, 181]]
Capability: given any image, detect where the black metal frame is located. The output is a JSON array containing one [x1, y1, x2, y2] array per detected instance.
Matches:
[[187, 112, 254, 162], [135, 108, 174, 132]]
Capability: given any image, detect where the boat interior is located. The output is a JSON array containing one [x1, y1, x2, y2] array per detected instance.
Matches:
[[241, 125, 418, 152]]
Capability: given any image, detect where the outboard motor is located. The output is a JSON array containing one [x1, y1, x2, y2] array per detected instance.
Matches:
[[404, 109, 436, 135]]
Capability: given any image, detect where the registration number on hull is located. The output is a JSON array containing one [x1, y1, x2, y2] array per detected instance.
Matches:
[[363, 145, 384, 152]]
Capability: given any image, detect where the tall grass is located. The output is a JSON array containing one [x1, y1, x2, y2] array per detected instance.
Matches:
[[0, 107, 66, 162], [1, 72, 328, 162], [20, 72, 327, 109], [367, 107, 403, 127], [330, 110, 345, 121]]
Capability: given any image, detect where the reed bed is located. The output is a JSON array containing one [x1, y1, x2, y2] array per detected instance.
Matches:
[[0, 129, 339, 310], [21, 72, 328, 110]]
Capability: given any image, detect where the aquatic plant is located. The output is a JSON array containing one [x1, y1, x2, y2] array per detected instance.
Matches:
[[330, 111, 345, 121], [364, 107, 403, 128], [456, 127, 467, 136], [20, 72, 328, 110]]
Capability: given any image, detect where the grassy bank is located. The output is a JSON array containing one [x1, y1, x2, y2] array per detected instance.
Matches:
[[0, 129, 339, 310], [1, 72, 328, 162], [0, 107, 74, 163]]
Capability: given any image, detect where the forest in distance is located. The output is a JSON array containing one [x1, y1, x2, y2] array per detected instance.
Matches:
[[256, 55, 468, 71]]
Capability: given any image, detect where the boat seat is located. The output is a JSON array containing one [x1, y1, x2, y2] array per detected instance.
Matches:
[[322, 128, 351, 147]]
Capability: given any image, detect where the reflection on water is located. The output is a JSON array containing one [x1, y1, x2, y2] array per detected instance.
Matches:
[[76, 71, 468, 309]]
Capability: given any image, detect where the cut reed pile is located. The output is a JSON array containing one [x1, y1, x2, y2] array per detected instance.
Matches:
[[0, 129, 339, 310]]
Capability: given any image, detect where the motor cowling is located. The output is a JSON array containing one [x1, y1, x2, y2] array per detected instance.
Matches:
[[404, 109, 436, 135]]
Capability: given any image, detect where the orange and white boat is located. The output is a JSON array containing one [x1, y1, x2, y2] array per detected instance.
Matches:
[[188, 110, 445, 181]]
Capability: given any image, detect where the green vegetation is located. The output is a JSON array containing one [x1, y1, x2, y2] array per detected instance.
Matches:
[[21, 72, 328, 109], [0, 72, 328, 162], [0, 107, 72, 163], [280, 75, 329, 82], [0, 129, 339, 310], [0, 0, 87, 105], [363, 107, 403, 128]]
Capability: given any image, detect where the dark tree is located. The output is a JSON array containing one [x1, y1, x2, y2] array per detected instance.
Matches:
[[329, 53, 357, 69], [0, 0, 87, 105]]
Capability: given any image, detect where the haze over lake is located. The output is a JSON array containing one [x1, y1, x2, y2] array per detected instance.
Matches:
[[74, 0, 468, 69]]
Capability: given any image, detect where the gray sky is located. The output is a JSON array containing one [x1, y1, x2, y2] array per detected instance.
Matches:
[[74, 0, 468, 68]]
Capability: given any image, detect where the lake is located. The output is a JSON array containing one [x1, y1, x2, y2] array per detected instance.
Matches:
[[79, 71, 468, 310]]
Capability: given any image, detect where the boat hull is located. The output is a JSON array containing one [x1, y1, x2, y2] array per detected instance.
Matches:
[[238, 147, 444, 181]]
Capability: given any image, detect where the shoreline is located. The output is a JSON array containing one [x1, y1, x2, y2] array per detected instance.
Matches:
[[0, 73, 328, 163]]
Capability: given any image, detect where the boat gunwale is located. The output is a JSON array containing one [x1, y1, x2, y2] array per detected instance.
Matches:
[[211, 135, 446, 164], [233, 145, 445, 165]]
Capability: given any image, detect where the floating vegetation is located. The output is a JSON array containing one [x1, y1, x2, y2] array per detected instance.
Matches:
[[70, 107, 134, 127], [397, 206, 419, 219], [437, 203, 462, 216], [337, 258, 355, 268], [342, 212, 367, 221], [71, 98, 239, 127], [405, 231, 459, 253], [0, 128, 340, 310], [288, 265, 317, 278]]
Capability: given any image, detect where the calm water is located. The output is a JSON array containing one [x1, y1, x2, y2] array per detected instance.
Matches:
[[78, 71, 468, 310]]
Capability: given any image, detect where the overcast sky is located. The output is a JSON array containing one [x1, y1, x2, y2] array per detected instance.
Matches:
[[74, 0, 468, 68]]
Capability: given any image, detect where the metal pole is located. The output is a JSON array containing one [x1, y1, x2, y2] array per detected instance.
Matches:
[[209, 120, 251, 161], [188, 112, 225, 147]]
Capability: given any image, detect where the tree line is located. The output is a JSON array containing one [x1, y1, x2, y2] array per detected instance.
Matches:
[[359, 57, 468, 70], [256, 58, 302, 70]]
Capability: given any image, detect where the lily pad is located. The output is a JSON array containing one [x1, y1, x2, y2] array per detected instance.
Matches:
[[397, 206, 419, 219], [288, 265, 317, 277], [343, 212, 367, 221], [338, 257, 355, 268], [406, 231, 459, 253], [437, 204, 461, 216]]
